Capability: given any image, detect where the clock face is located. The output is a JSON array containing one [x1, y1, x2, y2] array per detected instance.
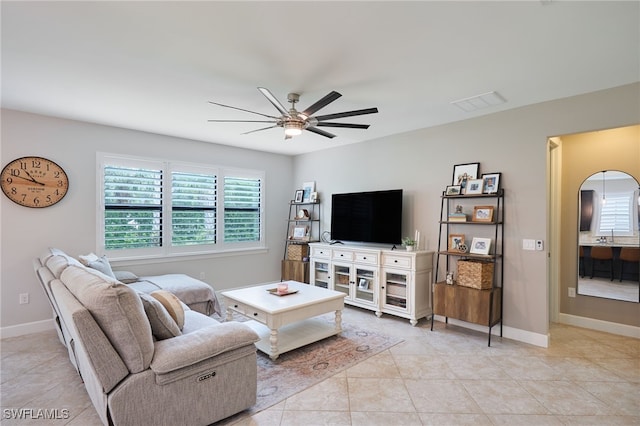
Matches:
[[1, 156, 69, 208]]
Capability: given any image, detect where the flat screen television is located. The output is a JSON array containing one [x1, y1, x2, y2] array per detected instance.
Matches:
[[330, 189, 403, 245]]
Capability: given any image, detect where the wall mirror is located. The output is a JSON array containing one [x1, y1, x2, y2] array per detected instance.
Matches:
[[577, 170, 640, 302]]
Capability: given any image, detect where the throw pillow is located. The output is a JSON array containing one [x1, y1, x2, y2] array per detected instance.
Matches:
[[138, 293, 182, 340], [113, 270, 139, 284], [150, 290, 185, 330], [77, 252, 99, 266], [86, 256, 116, 279]]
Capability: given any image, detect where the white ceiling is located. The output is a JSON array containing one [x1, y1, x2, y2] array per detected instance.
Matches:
[[2, 1, 639, 156]]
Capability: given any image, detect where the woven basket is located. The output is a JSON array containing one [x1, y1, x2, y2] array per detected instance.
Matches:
[[457, 259, 494, 289], [287, 244, 309, 260]]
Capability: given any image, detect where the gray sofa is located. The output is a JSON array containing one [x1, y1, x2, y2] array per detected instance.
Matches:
[[33, 248, 259, 426]]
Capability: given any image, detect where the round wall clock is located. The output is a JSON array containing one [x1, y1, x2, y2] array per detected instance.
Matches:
[[1, 156, 69, 208]]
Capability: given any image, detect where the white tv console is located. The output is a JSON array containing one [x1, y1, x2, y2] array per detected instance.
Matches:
[[308, 243, 434, 325]]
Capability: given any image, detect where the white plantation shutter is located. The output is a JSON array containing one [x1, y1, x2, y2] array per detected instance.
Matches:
[[224, 176, 261, 242], [171, 171, 217, 246], [598, 193, 633, 236], [104, 165, 163, 249], [100, 154, 265, 258]]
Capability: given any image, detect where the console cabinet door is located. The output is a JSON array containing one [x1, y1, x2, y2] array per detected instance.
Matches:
[[310, 259, 330, 289], [353, 265, 378, 308], [381, 268, 412, 314], [331, 262, 352, 298]]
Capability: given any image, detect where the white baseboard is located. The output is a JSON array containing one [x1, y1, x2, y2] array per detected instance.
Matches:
[[558, 313, 640, 339], [432, 315, 549, 348], [0, 319, 55, 339]]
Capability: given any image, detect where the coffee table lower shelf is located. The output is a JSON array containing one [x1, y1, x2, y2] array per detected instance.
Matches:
[[244, 317, 341, 360]]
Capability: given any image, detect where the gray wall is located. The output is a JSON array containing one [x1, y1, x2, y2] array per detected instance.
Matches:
[[1, 109, 292, 330], [2, 83, 639, 339], [292, 83, 640, 337]]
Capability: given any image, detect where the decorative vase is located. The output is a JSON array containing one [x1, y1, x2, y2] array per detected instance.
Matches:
[[406, 245, 415, 251]]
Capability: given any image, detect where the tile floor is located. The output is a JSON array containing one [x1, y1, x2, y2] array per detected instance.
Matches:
[[1, 307, 639, 425]]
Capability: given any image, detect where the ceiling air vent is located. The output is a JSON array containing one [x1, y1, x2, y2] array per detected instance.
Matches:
[[451, 91, 506, 112]]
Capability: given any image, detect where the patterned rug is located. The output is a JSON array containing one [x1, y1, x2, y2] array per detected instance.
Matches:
[[214, 317, 403, 424]]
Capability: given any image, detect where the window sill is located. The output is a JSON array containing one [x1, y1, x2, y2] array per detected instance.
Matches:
[[109, 247, 269, 268]]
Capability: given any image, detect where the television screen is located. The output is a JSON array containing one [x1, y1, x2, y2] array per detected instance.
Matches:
[[330, 189, 403, 245]]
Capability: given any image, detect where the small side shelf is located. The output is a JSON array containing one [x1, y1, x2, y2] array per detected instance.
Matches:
[[282, 200, 321, 283]]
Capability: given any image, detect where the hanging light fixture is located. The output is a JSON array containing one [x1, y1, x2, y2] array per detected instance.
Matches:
[[601, 170, 606, 204], [284, 120, 304, 137]]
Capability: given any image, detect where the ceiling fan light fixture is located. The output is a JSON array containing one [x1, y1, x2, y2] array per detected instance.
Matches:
[[284, 121, 304, 136]]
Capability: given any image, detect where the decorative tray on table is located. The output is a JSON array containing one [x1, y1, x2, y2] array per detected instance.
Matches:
[[266, 288, 299, 296]]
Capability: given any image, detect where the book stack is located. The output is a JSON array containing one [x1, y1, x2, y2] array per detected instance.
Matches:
[[448, 212, 467, 222]]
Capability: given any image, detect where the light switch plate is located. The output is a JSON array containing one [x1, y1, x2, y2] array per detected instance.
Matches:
[[522, 239, 535, 250]]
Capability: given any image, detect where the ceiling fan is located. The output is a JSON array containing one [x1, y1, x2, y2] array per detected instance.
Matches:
[[208, 87, 378, 140]]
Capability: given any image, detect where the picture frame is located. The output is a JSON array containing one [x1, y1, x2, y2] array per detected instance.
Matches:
[[472, 205, 494, 222], [445, 185, 461, 196], [302, 181, 316, 203], [452, 162, 480, 193], [358, 278, 369, 290], [481, 172, 501, 194], [294, 189, 304, 203], [291, 225, 308, 240], [448, 234, 465, 252], [310, 191, 318, 203], [470, 237, 491, 255], [465, 179, 484, 195]]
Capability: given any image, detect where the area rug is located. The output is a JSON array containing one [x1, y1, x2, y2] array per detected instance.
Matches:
[[215, 318, 403, 424]]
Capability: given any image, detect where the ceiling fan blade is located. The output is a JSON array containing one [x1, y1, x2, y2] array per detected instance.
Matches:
[[314, 107, 379, 122], [258, 87, 290, 116], [315, 122, 370, 129], [208, 101, 279, 119], [301, 91, 342, 117], [306, 126, 336, 139], [241, 125, 280, 135], [207, 119, 278, 123]]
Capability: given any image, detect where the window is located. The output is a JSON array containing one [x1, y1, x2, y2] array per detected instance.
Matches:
[[224, 176, 261, 242], [99, 154, 264, 259], [597, 192, 634, 236]]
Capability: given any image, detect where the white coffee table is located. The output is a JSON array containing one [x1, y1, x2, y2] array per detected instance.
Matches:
[[221, 281, 346, 360]]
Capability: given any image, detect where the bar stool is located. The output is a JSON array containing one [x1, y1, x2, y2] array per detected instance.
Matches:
[[590, 246, 613, 281], [619, 247, 640, 283]]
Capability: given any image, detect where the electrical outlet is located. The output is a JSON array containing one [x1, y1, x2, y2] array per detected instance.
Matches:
[[199, 272, 205, 280], [19, 293, 29, 304], [536, 240, 544, 251], [568, 287, 576, 298]]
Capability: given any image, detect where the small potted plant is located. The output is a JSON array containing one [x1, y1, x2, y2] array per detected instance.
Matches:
[[402, 237, 417, 251]]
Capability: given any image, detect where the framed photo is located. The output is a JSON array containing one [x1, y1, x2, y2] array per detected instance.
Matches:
[[294, 189, 304, 203], [481, 172, 501, 194], [465, 179, 484, 195], [470, 237, 491, 255], [358, 278, 369, 290], [445, 185, 461, 196], [452, 162, 480, 193], [448, 234, 465, 252], [472, 205, 494, 222], [302, 181, 316, 203], [310, 191, 318, 203], [291, 225, 308, 240]]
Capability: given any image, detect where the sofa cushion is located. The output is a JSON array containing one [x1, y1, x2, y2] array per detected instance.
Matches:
[[139, 293, 182, 340], [45, 250, 85, 278], [61, 265, 154, 373], [150, 290, 185, 330]]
